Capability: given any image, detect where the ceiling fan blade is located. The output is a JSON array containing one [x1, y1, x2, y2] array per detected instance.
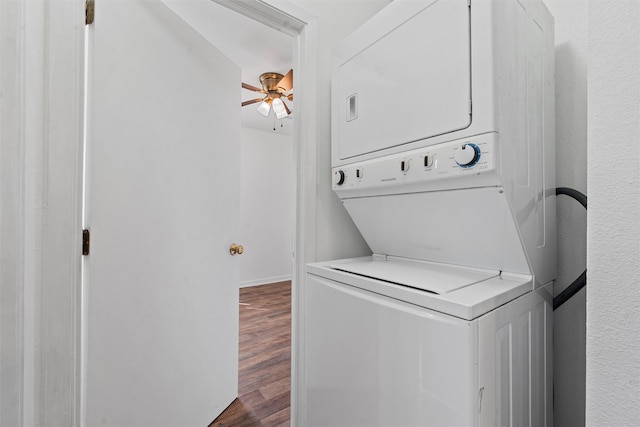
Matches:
[[242, 97, 265, 107], [242, 82, 265, 93], [277, 69, 293, 92]]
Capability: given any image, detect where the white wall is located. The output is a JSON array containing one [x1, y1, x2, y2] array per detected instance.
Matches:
[[587, 1, 640, 425], [239, 127, 294, 286], [543, 1, 588, 425], [290, 0, 391, 262]]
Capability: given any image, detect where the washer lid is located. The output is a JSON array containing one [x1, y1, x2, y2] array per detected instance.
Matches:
[[330, 257, 498, 295], [310, 256, 534, 320]]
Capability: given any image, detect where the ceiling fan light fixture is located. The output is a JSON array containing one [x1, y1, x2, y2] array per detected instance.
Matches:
[[257, 99, 271, 116], [242, 70, 294, 123], [272, 97, 288, 119]]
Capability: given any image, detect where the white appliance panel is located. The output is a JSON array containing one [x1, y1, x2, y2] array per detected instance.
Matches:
[[341, 187, 530, 275], [335, 0, 471, 160], [308, 257, 533, 320], [306, 274, 478, 427], [494, 0, 557, 289], [477, 284, 554, 427], [333, 133, 501, 198], [305, 272, 553, 427]]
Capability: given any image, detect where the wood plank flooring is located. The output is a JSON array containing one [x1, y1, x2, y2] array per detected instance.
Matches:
[[210, 281, 291, 427]]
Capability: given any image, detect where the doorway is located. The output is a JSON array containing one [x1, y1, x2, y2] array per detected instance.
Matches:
[[163, 1, 297, 423], [199, 2, 318, 424], [206, 3, 296, 423]]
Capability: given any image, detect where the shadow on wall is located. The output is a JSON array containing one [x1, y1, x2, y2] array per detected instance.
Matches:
[[553, 42, 588, 427]]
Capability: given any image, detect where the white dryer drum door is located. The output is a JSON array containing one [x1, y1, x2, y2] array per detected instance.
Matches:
[[336, 0, 471, 160]]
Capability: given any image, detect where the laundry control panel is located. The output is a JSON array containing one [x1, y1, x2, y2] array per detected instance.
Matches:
[[332, 133, 500, 198]]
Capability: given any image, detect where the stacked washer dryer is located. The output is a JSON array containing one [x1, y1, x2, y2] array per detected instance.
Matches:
[[304, 0, 555, 426]]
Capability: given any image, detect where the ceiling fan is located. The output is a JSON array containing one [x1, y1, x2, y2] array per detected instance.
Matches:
[[241, 69, 293, 119]]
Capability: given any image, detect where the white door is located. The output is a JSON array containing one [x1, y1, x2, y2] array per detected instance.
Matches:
[[84, 1, 240, 425]]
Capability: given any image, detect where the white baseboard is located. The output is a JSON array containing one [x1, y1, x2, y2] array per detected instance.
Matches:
[[239, 275, 292, 288]]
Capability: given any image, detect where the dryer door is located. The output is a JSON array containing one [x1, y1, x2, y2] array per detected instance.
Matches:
[[334, 0, 471, 160]]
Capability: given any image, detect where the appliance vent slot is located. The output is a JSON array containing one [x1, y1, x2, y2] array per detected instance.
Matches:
[[332, 267, 440, 295]]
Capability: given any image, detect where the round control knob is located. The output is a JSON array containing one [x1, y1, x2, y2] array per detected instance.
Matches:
[[333, 170, 346, 186], [455, 143, 480, 168]]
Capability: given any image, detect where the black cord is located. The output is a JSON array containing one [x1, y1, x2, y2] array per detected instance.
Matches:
[[553, 270, 587, 310], [553, 187, 587, 311], [556, 187, 587, 210]]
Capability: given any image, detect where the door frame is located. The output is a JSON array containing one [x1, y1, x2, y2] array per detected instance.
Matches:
[[4, 1, 87, 426], [22, 0, 317, 425], [209, 3, 317, 424]]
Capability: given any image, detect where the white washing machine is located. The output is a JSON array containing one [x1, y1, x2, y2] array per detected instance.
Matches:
[[303, 0, 556, 426], [306, 257, 552, 426]]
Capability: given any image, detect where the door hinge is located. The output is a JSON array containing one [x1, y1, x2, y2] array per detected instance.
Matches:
[[469, 100, 473, 115], [86, 0, 95, 25], [82, 229, 90, 256]]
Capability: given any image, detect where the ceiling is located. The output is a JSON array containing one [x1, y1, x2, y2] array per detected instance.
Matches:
[[165, 0, 295, 135]]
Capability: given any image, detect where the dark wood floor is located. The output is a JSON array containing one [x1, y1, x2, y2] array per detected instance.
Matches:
[[210, 281, 291, 427]]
